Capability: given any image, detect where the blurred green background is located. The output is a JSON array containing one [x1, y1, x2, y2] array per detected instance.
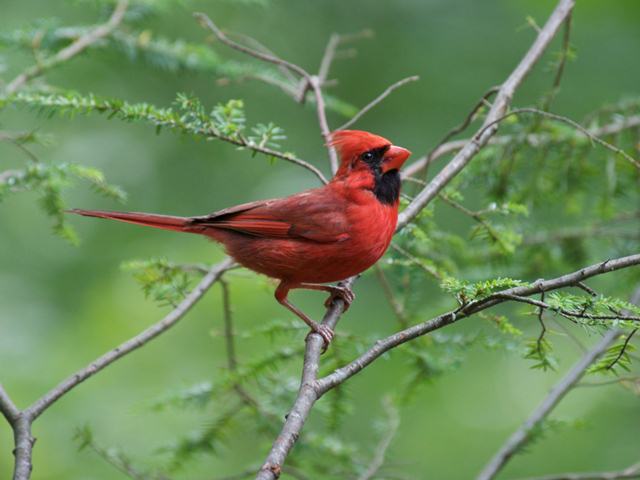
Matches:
[[1, 0, 639, 479]]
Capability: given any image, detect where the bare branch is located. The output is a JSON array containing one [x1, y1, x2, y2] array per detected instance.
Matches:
[[316, 253, 640, 393], [338, 76, 420, 130], [476, 287, 640, 480], [256, 277, 356, 480], [0, 384, 19, 424], [476, 329, 621, 480], [194, 13, 338, 172], [24, 258, 234, 420], [4, 0, 129, 95], [398, 0, 575, 227]]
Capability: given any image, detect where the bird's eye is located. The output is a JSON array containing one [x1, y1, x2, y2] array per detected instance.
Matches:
[[361, 151, 374, 162]]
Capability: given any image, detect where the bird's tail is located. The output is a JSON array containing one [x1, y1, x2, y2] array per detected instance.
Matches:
[[68, 209, 190, 233]]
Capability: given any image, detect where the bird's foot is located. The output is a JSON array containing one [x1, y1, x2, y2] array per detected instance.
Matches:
[[305, 323, 334, 353], [324, 285, 356, 312]]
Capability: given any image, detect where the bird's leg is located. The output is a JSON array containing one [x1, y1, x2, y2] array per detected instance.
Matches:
[[275, 282, 334, 349], [295, 283, 355, 312]]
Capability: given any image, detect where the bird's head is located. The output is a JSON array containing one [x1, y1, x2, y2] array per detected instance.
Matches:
[[330, 130, 412, 204]]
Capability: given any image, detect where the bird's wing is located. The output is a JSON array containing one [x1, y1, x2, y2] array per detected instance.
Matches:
[[188, 188, 350, 243]]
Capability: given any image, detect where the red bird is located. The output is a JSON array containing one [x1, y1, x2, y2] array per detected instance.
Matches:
[[71, 130, 411, 346]]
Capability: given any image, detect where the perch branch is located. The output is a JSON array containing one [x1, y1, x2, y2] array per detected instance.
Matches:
[[255, 0, 577, 476]]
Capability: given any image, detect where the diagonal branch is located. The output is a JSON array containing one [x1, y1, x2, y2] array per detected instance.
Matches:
[[338, 75, 420, 130], [4, 0, 129, 95], [194, 13, 338, 172], [398, 0, 576, 228], [24, 257, 234, 420], [0, 384, 19, 424], [476, 328, 621, 480], [476, 287, 640, 480], [316, 253, 640, 393]]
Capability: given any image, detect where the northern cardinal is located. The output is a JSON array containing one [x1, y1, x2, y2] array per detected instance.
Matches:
[[71, 130, 411, 346]]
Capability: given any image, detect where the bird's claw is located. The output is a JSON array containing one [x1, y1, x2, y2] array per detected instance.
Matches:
[[306, 323, 334, 353], [324, 286, 356, 312]]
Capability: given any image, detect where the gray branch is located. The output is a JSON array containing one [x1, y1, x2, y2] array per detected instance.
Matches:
[[0, 258, 233, 479], [4, 0, 129, 95], [316, 254, 640, 393], [476, 287, 640, 480], [398, 0, 575, 228], [476, 329, 621, 480]]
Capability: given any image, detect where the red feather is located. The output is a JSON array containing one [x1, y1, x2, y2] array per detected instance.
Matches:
[[70, 130, 412, 346]]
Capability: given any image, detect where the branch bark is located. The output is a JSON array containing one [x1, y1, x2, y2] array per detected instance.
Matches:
[[0, 258, 233, 479], [4, 0, 129, 95], [476, 329, 621, 480], [398, 0, 575, 227], [316, 254, 640, 393], [476, 287, 640, 480], [256, 278, 356, 480]]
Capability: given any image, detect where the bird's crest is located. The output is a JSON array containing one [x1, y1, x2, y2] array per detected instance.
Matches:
[[329, 130, 391, 162]]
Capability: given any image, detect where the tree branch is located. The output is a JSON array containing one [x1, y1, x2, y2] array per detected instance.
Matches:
[[4, 0, 129, 95], [476, 328, 621, 480], [398, 0, 575, 220], [338, 75, 420, 130], [476, 287, 640, 480], [255, 278, 356, 480], [0, 384, 19, 424], [194, 13, 338, 172], [24, 257, 234, 420], [316, 253, 640, 393]]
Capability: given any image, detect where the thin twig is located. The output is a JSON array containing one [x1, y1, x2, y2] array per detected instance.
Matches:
[[402, 114, 640, 178], [476, 329, 622, 480], [476, 287, 640, 480], [606, 329, 638, 371], [194, 13, 338, 172], [338, 76, 420, 130], [25, 258, 234, 421], [398, 0, 576, 228], [374, 265, 409, 328], [474, 108, 640, 171], [4, 0, 129, 95], [415, 86, 499, 179], [541, 11, 573, 111]]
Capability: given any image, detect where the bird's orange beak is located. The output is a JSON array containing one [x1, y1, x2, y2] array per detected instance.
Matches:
[[381, 145, 412, 173]]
